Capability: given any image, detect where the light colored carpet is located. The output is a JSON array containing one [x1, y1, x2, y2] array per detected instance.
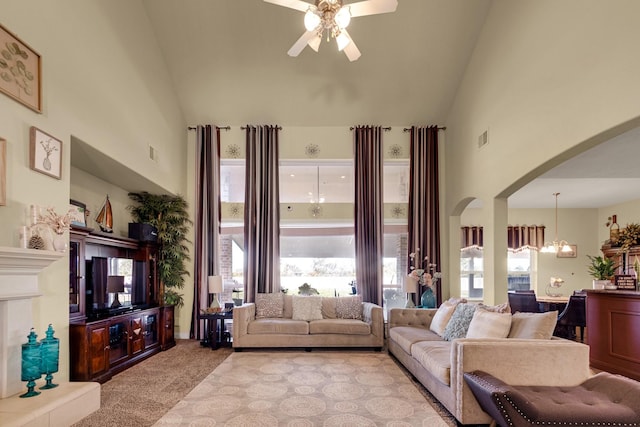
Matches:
[[154, 351, 455, 426]]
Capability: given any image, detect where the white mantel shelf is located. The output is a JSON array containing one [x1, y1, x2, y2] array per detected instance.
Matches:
[[0, 246, 63, 275]]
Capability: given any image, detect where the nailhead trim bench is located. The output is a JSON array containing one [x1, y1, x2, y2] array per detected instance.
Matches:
[[463, 370, 640, 426]]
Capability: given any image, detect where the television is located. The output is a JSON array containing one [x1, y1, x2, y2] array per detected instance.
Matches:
[[86, 257, 148, 315]]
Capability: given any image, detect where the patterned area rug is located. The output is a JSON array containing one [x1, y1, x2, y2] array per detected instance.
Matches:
[[154, 351, 453, 426]]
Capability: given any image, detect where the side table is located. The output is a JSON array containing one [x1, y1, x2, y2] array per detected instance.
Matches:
[[198, 310, 234, 350]]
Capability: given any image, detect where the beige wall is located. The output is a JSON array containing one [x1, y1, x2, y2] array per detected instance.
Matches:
[[446, 0, 640, 303], [0, 0, 186, 381]]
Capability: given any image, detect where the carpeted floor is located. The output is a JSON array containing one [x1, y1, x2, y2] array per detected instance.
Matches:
[[73, 340, 457, 426]]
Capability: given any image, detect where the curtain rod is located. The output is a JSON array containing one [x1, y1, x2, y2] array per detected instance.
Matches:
[[349, 126, 392, 131], [240, 125, 283, 130], [187, 126, 231, 131], [403, 126, 446, 132]]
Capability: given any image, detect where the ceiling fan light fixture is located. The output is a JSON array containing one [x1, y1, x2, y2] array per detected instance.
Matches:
[[335, 6, 351, 29], [336, 32, 350, 51], [304, 7, 321, 31]]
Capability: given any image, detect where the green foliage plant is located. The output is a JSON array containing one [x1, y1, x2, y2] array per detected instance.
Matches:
[[586, 255, 617, 280], [128, 192, 191, 307]]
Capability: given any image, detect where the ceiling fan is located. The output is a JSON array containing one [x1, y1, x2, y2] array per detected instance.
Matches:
[[264, 0, 398, 61]]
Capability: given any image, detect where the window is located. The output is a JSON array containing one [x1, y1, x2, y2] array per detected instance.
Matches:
[[460, 247, 538, 299]]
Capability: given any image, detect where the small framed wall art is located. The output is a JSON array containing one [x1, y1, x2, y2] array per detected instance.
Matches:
[[556, 244, 578, 258], [0, 138, 6, 206], [30, 127, 62, 180], [0, 24, 42, 113], [69, 199, 87, 227]]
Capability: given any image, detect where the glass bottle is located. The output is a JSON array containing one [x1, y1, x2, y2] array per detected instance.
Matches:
[[610, 215, 620, 242]]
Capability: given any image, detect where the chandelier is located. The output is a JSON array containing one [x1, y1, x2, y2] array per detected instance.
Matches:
[[304, 0, 352, 51], [540, 192, 573, 254]]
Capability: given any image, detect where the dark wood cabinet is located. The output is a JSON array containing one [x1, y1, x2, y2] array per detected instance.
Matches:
[[69, 228, 176, 382], [70, 306, 173, 382], [160, 305, 176, 350], [585, 289, 640, 381]]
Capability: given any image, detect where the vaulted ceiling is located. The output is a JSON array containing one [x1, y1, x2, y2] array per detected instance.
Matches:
[[141, 1, 640, 209]]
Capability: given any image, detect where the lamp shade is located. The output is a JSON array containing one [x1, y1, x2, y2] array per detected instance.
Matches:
[[208, 275, 223, 294], [107, 275, 125, 293], [403, 275, 418, 294]]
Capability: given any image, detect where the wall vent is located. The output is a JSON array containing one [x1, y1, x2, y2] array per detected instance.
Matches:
[[478, 130, 489, 148], [149, 145, 158, 162]]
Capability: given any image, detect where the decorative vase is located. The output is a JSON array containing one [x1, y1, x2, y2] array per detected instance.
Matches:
[[40, 324, 59, 390], [52, 233, 67, 252], [20, 329, 42, 398], [421, 287, 436, 308]]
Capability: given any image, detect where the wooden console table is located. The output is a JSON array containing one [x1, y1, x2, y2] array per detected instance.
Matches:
[[585, 289, 640, 381]]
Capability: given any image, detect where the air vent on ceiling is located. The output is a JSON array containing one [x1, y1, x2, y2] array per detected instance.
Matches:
[[478, 130, 489, 148]]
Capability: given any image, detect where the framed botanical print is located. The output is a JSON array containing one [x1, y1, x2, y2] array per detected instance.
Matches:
[[0, 24, 42, 113], [29, 126, 62, 179], [0, 138, 6, 206]]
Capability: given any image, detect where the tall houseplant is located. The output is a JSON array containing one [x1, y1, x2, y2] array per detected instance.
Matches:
[[128, 192, 191, 307]]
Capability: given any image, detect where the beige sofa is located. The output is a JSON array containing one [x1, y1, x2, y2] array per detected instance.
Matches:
[[232, 294, 384, 350], [388, 307, 592, 425]]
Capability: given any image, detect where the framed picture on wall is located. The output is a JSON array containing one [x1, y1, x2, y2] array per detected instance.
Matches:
[[0, 24, 42, 113], [556, 244, 577, 258], [69, 199, 87, 227], [0, 138, 6, 206], [29, 126, 62, 179]]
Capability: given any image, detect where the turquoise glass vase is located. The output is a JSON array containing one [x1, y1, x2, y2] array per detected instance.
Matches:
[[421, 287, 436, 308], [40, 324, 59, 390], [20, 329, 42, 398]]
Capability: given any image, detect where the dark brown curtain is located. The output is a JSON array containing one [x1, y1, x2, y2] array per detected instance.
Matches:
[[244, 125, 281, 302], [460, 226, 484, 249], [507, 225, 546, 251], [461, 225, 545, 251], [408, 126, 441, 306], [190, 125, 221, 340], [353, 126, 384, 305]]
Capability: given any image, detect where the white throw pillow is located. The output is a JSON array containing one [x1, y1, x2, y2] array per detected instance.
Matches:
[[466, 308, 512, 339], [292, 295, 323, 321], [508, 311, 558, 339], [429, 298, 465, 336]]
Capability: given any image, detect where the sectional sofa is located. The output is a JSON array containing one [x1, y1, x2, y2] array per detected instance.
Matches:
[[388, 303, 592, 425], [232, 294, 384, 350]]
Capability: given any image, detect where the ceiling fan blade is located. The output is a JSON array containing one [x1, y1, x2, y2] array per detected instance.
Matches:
[[264, 0, 313, 13], [341, 30, 361, 61], [348, 0, 398, 17], [288, 31, 317, 57]]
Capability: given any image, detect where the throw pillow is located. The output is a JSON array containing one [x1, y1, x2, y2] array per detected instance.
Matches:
[[321, 297, 337, 319], [429, 298, 466, 336], [508, 310, 558, 339], [335, 296, 363, 320], [442, 303, 477, 341], [291, 295, 323, 321], [478, 301, 511, 313], [255, 293, 284, 318], [466, 308, 512, 339]]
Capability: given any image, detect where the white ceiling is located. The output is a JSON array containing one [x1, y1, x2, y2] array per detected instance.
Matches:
[[137, 0, 640, 209]]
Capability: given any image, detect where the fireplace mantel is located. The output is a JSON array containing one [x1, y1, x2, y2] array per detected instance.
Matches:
[[0, 246, 63, 399]]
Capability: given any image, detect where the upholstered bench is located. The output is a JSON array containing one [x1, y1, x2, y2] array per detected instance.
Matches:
[[463, 370, 640, 426]]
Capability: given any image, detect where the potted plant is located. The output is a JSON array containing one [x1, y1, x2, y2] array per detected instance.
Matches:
[[128, 192, 191, 307], [587, 255, 617, 289]]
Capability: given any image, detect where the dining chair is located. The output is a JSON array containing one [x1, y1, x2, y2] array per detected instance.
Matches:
[[555, 295, 587, 342], [507, 291, 540, 314]]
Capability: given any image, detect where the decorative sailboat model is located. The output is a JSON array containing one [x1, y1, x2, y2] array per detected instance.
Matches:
[[95, 195, 113, 233]]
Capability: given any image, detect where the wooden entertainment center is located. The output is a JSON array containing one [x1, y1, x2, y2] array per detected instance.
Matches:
[[69, 227, 175, 383]]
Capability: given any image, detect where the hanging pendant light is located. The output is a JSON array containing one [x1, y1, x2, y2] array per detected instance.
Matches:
[[541, 192, 573, 254]]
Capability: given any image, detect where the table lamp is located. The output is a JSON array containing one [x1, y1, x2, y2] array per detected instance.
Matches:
[[107, 275, 125, 308], [208, 275, 223, 309], [403, 275, 418, 308]]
